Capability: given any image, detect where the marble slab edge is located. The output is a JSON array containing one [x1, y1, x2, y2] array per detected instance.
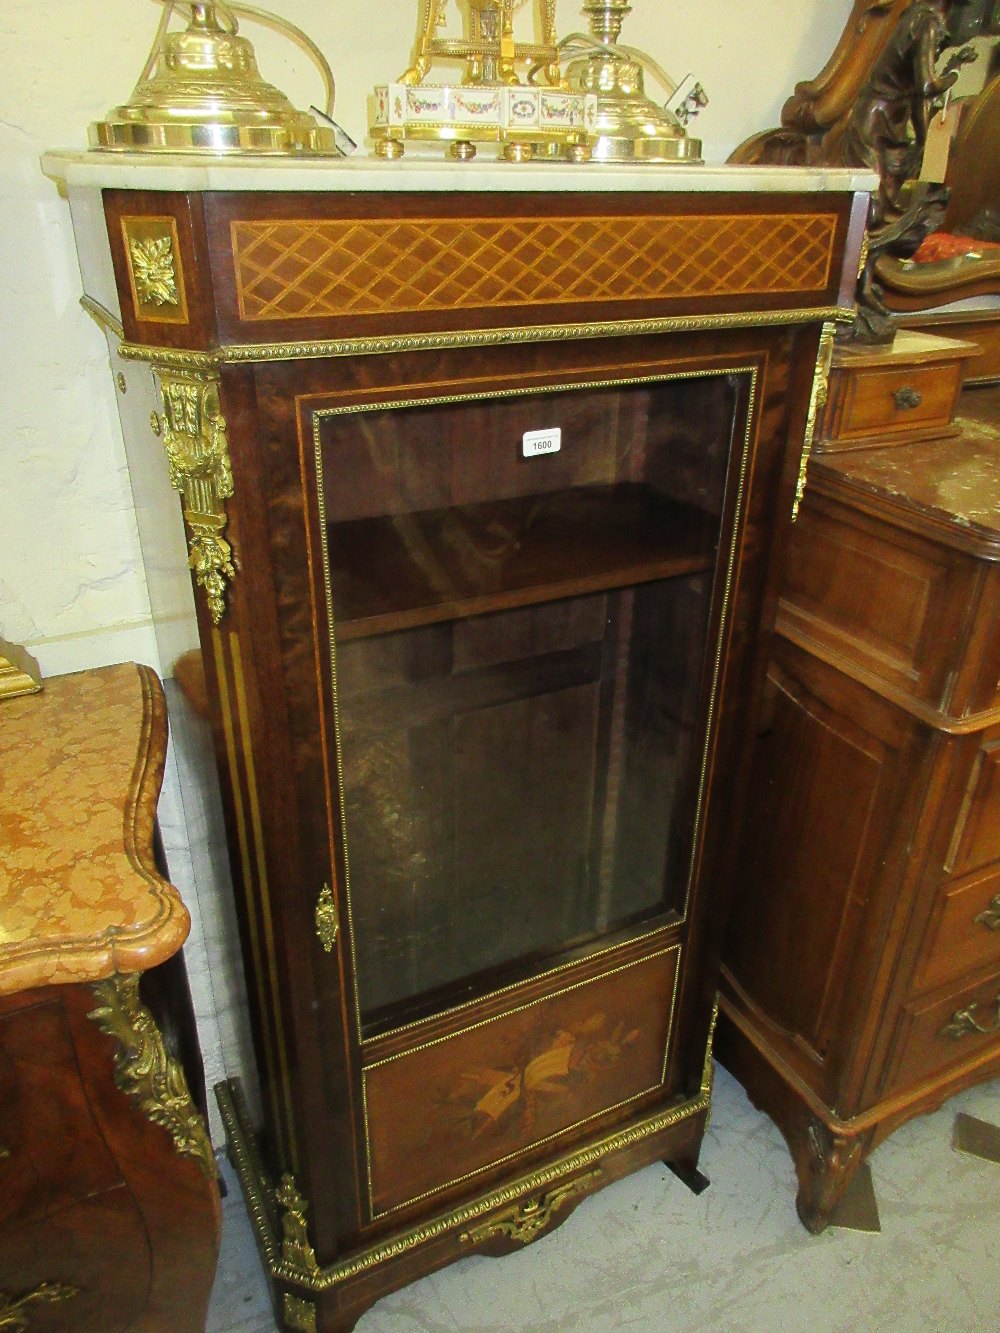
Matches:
[[41, 148, 878, 196]]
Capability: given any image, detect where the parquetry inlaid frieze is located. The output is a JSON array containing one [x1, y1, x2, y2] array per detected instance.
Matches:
[[230, 213, 838, 322]]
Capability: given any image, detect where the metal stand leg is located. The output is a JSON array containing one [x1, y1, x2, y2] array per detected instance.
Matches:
[[665, 1160, 711, 1195], [953, 1112, 1000, 1164], [825, 1159, 881, 1232]]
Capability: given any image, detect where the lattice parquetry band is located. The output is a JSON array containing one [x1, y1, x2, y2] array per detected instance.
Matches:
[[230, 212, 838, 322]]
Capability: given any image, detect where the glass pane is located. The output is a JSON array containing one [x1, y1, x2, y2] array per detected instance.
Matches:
[[318, 374, 743, 1027]]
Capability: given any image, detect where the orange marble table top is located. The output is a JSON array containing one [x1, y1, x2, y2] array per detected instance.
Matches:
[[0, 662, 189, 996]]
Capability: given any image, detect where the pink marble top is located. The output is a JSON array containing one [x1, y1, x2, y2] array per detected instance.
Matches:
[[0, 663, 189, 996]]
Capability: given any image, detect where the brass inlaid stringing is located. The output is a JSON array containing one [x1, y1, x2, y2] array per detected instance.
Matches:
[[232, 213, 839, 322], [212, 630, 300, 1172]]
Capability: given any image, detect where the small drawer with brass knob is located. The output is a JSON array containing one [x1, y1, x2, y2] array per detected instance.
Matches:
[[818, 330, 978, 453]]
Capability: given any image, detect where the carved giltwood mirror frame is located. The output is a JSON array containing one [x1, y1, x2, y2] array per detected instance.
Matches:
[[731, 1, 1000, 325]]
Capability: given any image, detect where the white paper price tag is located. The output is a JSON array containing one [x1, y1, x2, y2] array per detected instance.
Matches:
[[522, 427, 561, 458]]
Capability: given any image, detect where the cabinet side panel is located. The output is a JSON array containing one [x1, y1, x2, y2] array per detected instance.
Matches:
[[725, 645, 928, 1105]]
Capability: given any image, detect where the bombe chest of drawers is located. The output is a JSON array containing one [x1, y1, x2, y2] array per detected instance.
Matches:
[[0, 663, 219, 1330], [44, 150, 868, 1330]]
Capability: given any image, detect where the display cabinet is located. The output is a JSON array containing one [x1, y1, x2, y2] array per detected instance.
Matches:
[[44, 153, 869, 1331]]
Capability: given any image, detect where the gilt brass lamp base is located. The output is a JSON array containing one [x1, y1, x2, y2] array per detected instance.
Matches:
[[90, 115, 336, 157], [91, 115, 333, 157], [583, 95, 702, 164], [563, 1, 703, 164], [89, 3, 338, 156]]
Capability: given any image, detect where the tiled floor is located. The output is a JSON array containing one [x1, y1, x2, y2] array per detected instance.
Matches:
[[206, 1065, 999, 1331]]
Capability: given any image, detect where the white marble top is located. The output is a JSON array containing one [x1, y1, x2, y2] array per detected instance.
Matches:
[[42, 148, 876, 195]]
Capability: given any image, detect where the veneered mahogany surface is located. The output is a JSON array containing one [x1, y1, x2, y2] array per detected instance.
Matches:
[[101, 188, 855, 351], [0, 983, 220, 1332]]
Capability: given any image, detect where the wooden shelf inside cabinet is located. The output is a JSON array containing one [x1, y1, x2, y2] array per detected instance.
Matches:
[[328, 483, 717, 641]]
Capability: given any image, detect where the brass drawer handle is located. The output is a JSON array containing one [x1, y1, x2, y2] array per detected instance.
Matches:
[[0, 1281, 81, 1325], [974, 893, 1000, 932], [939, 995, 1000, 1040], [893, 386, 923, 411]]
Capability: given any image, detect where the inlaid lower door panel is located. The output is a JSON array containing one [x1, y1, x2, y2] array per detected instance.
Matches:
[[362, 944, 680, 1216]]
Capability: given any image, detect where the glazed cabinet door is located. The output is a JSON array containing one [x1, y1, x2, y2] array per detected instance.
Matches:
[[314, 370, 735, 1029]]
